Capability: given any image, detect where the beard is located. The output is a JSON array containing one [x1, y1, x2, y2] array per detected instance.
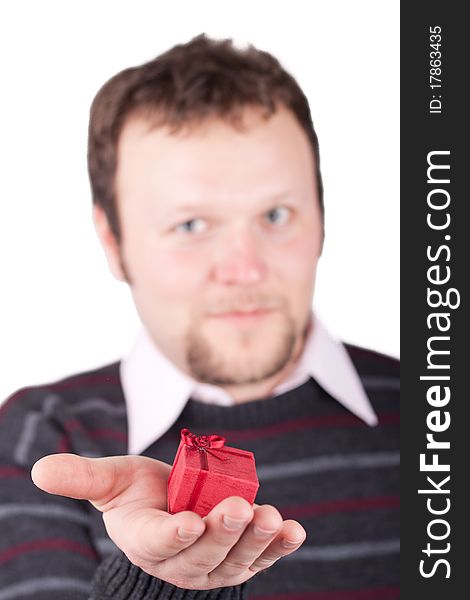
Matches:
[[185, 306, 298, 386]]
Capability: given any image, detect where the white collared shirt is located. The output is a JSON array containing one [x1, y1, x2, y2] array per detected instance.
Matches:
[[121, 311, 378, 455]]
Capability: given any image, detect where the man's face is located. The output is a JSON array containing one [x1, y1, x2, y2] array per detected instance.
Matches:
[[106, 106, 323, 387]]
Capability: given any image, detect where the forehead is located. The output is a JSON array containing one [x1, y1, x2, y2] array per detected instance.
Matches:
[[115, 106, 317, 211]]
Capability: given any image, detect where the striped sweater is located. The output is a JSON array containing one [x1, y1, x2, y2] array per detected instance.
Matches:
[[0, 344, 399, 599]]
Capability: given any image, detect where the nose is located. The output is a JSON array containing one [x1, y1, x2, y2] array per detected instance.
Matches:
[[211, 227, 267, 286]]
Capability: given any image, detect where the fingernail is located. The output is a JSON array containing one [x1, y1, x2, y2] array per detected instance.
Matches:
[[249, 556, 281, 572], [253, 525, 277, 538], [281, 537, 304, 548], [177, 527, 202, 541], [223, 515, 248, 530]]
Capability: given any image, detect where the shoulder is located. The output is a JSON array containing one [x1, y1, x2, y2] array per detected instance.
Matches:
[[343, 342, 399, 379], [1, 361, 122, 415], [0, 361, 124, 464], [343, 343, 399, 421]]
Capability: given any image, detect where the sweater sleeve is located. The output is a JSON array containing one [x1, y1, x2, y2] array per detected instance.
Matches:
[[0, 388, 247, 600], [0, 388, 101, 598], [91, 551, 247, 600]]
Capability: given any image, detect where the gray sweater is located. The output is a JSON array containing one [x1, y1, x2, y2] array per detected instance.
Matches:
[[0, 344, 399, 599]]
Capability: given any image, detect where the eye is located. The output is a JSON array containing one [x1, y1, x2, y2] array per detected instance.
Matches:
[[174, 218, 208, 235], [265, 206, 291, 226]]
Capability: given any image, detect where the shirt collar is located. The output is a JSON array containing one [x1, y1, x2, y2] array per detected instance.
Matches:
[[120, 311, 378, 455]]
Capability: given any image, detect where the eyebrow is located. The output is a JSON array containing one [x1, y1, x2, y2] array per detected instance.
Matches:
[[169, 192, 296, 214]]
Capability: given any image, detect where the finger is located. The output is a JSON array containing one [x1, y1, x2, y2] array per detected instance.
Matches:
[[208, 504, 283, 582], [31, 453, 170, 511], [173, 496, 253, 576], [248, 519, 307, 573], [104, 506, 206, 564]]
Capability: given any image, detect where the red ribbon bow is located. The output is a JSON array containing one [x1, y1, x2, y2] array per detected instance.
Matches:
[[181, 428, 226, 450], [180, 428, 227, 463]]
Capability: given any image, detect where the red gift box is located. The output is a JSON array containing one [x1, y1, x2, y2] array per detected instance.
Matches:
[[167, 428, 259, 518]]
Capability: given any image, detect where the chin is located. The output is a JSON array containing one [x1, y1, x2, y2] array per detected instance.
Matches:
[[187, 322, 297, 386], [195, 352, 290, 386]]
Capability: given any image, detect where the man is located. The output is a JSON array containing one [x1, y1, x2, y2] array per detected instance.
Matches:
[[0, 35, 399, 599]]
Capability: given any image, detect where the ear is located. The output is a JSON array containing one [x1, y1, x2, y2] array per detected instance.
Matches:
[[92, 204, 127, 282]]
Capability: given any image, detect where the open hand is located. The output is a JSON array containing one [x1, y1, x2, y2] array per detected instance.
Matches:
[[31, 453, 306, 589]]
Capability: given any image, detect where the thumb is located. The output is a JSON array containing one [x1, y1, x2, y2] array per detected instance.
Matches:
[[31, 453, 169, 511]]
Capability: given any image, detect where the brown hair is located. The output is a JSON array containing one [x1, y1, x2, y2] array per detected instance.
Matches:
[[87, 34, 323, 244]]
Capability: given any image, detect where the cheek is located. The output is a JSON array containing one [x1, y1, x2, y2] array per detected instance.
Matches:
[[271, 233, 320, 319], [274, 234, 319, 281], [137, 246, 210, 302]]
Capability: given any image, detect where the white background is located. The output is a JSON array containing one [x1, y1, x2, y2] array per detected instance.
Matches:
[[0, 1, 399, 402]]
